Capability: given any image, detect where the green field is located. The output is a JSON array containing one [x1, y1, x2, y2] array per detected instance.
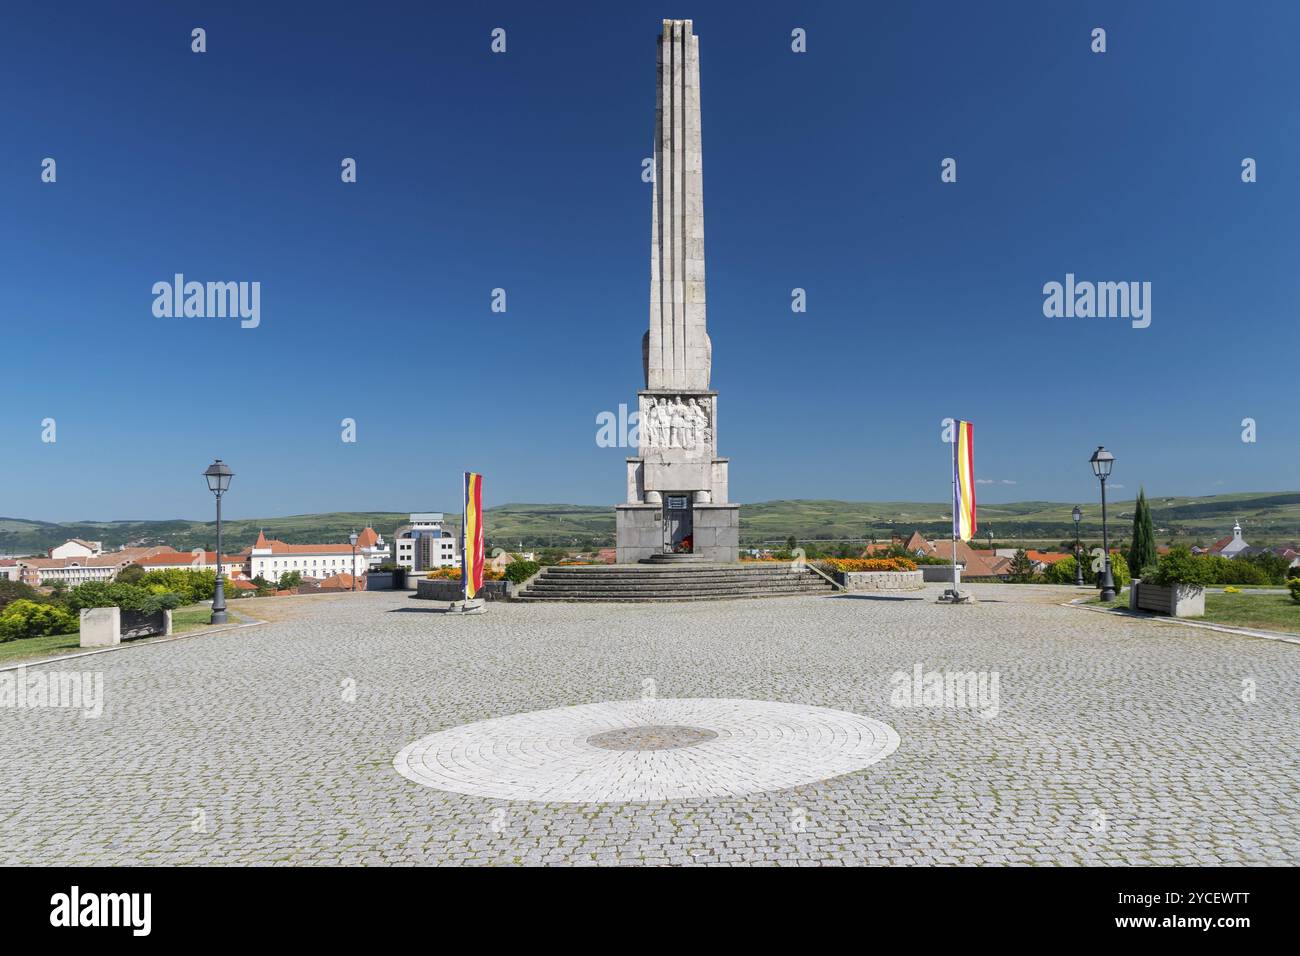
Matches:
[[3, 490, 1299, 554]]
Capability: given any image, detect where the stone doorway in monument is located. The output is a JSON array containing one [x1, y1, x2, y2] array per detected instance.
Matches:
[[663, 494, 694, 553]]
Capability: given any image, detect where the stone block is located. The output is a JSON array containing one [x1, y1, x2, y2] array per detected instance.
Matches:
[[79, 607, 121, 648]]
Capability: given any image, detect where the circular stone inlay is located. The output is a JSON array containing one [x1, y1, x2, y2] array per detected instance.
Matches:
[[586, 724, 718, 751], [394, 698, 900, 803]]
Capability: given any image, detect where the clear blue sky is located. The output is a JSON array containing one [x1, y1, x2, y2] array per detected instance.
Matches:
[[2, 0, 1297, 522]]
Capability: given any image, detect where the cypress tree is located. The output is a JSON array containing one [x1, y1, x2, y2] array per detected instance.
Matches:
[[1129, 488, 1158, 576]]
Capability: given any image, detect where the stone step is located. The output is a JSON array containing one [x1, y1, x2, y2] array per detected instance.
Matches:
[[516, 589, 831, 602], [517, 565, 836, 602], [537, 566, 808, 578], [524, 586, 832, 599], [525, 575, 828, 589]]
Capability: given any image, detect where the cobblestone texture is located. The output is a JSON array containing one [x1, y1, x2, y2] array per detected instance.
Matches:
[[2, 585, 1296, 866]]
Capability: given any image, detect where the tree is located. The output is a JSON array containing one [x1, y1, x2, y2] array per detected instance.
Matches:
[[277, 571, 303, 590], [785, 535, 797, 551], [1009, 549, 1033, 582], [117, 563, 146, 584], [1128, 488, 1158, 577]]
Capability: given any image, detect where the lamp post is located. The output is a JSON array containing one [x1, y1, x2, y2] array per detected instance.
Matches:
[[1089, 447, 1116, 601], [1072, 505, 1084, 586], [349, 531, 359, 592], [986, 528, 994, 552], [203, 459, 234, 624]]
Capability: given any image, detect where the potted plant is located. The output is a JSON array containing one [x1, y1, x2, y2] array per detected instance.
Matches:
[[1131, 547, 1213, 617]]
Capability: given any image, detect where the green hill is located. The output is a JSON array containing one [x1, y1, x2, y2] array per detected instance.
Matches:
[[3, 491, 1297, 556]]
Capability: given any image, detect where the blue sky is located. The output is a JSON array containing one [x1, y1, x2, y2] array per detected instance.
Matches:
[[2, 0, 1297, 521]]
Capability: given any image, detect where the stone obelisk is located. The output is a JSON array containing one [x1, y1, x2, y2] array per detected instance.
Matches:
[[616, 19, 740, 563]]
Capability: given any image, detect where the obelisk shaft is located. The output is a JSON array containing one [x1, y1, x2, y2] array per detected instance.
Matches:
[[648, 19, 708, 391]]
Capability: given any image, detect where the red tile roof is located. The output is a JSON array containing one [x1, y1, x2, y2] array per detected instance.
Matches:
[[1026, 551, 1072, 564]]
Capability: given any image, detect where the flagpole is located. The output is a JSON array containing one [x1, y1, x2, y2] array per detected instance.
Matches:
[[951, 425, 959, 595], [462, 471, 469, 604]]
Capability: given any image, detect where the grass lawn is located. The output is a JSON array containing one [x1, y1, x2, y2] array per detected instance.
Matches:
[[0, 631, 81, 663], [1203, 592, 1300, 634], [1088, 589, 1300, 634], [0, 604, 244, 664]]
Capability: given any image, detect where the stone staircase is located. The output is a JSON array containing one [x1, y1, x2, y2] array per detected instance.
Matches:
[[515, 562, 839, 602]]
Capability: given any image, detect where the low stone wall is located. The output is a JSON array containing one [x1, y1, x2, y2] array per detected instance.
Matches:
[[919, 564, 956, 583], [416, 578, 515, 602], [1132, 581, 1205, 617], [835, 570, 924, 591], [80, 606, 172, 647]]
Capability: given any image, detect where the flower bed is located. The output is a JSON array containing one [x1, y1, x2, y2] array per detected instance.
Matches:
[[820, 557, 918, 573], [816, 558, 922, 592]]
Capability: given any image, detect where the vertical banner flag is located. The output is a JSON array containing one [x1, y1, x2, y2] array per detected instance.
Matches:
[[953, 421, 976, 542], [462, 472, 484, 600]]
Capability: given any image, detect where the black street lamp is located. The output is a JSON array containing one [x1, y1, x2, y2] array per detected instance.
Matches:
[[349, 531, 359, 592], [203, 459, 234, 624], [1072, 505, 1085, 586], [986, 528, 994, 552], [1089, 447, 1116, 601]]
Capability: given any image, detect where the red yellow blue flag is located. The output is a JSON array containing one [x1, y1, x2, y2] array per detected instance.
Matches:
[[952, 421, 976, 542], [462, 472, 484, 600]]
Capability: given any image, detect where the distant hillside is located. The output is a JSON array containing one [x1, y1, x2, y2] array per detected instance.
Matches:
[[3, 492, 1298, 556]]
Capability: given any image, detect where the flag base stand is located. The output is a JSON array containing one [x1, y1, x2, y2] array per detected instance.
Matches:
[[447, 599, 486, 615], [937, 588, 977, 604]]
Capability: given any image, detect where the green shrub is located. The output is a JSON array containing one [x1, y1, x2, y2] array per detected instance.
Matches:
[[0, 599, 77, 641], [0, 580, 51, 612], [1044, 556, 1080, 584], [1147, 547, 1216, 588], [1290, 579, 1300, 604], [1242, 551, 1293, 585], [67, 581, 181, 615], [1209, 556, 1270, 586], [138, 568, 217, 604], [503, 560, 541, 584], [1088, 551, 1130, 588]]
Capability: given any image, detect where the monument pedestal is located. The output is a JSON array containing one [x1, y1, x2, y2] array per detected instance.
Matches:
[[615, 503, 661, 564], [690, 503, 740, 563]]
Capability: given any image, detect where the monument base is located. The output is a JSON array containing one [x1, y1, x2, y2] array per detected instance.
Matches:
[[615, 502, 739, 564]]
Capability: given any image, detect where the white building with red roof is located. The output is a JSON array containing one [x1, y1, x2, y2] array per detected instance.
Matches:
[[247, 527, 388, 582]]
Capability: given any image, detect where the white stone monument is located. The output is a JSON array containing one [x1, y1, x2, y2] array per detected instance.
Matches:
[[616, 19, 740, 563]]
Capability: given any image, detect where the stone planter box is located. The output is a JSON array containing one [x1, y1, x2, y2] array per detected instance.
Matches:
[[80, 606, 172, 647], [834, 569, 924, 591], [416, 578, 515, 602], [1131, 580, 1205, 617]]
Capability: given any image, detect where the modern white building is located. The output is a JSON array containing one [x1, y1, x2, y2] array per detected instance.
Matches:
[[393, 513, 459, 573]]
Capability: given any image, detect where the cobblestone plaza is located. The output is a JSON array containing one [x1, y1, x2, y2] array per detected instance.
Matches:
[[3, 585, 1297, 866]]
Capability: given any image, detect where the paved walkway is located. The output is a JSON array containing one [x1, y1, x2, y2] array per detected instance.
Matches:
[[2, 585, 1296, 865]]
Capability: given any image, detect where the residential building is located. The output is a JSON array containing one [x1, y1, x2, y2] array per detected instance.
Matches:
[[898, 531, 1012, 579], [0, 559, 19, 582], [18, 546, 178, 586], [393, 513, 459, 573], [48, 539, 103, 559]]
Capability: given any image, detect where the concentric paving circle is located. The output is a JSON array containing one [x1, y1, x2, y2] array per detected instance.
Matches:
[[394, 698, 900, 803]]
